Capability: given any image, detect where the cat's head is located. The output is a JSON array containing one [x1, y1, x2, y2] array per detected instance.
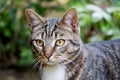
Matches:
[[25, 8, 82, 66]]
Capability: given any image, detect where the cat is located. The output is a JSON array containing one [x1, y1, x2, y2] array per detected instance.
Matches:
[[25, 8, 120, 80]]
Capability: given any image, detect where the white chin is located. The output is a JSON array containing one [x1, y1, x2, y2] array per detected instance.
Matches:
[[45, 61, 58, 65]]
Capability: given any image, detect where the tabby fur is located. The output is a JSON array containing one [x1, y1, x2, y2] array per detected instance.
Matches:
[[25, 8, 120, 80]]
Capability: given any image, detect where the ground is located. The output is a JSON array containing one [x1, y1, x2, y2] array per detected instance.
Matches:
[[0, 69, 38, 80]]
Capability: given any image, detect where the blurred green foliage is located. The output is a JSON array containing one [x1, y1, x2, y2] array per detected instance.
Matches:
[[69, 0, 120, 42], [0, 0, 120, 67]]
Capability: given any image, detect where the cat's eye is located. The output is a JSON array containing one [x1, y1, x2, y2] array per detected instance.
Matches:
[[56, 39, 65, 46], [36, 40, 44, 46]]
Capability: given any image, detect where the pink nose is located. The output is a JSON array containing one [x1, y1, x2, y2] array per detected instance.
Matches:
[[44, 53, 51, 58]]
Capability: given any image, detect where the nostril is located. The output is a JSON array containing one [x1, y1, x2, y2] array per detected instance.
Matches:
[[44, 53, 51, 58]]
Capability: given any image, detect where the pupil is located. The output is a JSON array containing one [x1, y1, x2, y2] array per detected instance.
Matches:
[[59, 41, 61, 44]]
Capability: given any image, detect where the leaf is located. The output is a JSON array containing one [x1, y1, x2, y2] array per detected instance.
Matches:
[[18, 48, 34, 66]]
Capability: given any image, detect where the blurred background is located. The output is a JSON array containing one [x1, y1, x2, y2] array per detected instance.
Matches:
[[0, 0, 120, 80]]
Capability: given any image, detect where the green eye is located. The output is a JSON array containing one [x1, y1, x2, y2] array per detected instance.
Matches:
[[36, 40, 44, 46], [56, 39, 65, 46]]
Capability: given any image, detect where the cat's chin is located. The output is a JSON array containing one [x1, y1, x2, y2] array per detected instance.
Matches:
[[43, 61, 59, 66]]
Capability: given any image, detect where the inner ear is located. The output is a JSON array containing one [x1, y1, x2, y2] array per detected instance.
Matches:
[[25, 9, 45, 31], [58, 8, 78, 29]]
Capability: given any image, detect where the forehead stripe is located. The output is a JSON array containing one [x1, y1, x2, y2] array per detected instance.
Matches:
[[51, 25, 57, 36], [44, 19, 58, 37]]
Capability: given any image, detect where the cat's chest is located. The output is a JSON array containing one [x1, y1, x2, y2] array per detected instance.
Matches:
[[42, 65, 65, 80]]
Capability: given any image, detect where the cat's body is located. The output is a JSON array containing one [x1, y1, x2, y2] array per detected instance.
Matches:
[[25, 8, 120, 80], [68, 39, 120, 80]]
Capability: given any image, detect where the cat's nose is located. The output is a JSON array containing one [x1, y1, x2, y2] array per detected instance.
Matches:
[[44, 53, 52, 58]]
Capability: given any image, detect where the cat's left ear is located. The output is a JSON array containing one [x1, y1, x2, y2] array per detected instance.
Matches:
[[58, 8, 79, 32], [25, 9, 45, 31]]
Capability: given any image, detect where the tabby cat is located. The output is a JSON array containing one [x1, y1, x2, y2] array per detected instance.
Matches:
[[25, 8, 120, 80]]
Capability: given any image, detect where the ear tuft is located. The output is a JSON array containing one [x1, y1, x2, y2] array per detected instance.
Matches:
[[25, 9, 45, 31]]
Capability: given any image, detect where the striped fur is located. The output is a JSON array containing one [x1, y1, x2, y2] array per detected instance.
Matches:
[[25, 8, 120, 80]]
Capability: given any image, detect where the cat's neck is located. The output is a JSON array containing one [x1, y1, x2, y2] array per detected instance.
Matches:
[[65, 48, 86, 79], [42, 64, 65, 80]]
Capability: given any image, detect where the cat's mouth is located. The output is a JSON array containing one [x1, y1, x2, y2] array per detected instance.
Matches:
[[40, 58, 58, 66]]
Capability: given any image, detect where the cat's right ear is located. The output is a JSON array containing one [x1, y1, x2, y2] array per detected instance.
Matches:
[[25, 9, 45, 31]]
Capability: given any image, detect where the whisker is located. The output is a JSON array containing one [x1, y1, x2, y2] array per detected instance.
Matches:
[[39, 62, 43, 80], [24, 59, 39, 80], [31, 60, 40, 71], [27, 59, 37, 72]]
